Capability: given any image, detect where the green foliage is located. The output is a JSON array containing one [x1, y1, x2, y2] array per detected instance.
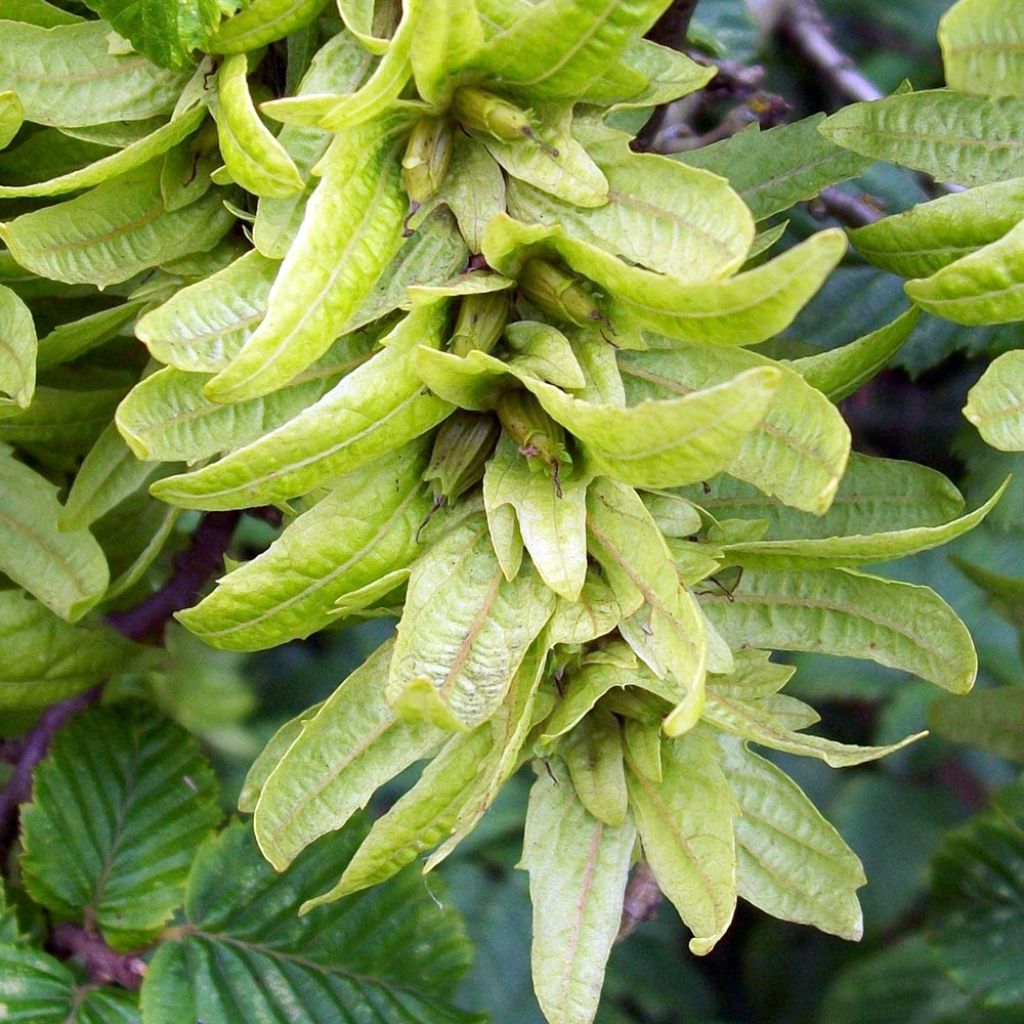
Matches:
[[1, 0, 1022, 1022]]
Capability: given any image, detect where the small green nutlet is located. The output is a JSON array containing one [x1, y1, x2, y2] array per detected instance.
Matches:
[[423, 410, 502, 506], [519, 258, 604, 328], [450, 85, 537, 144], [496, 390, 572, 497], [449, 292, 511, 357], [401, 116, 454, 234]]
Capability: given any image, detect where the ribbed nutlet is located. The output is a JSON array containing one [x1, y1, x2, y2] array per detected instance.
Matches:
[[496, 391, 572, 497], [519, 258, 604, 328], [450, 85, 536, 144], [449, 292, 511, 357], [424, 411, 502, 506], [401, 116, 453, 232]]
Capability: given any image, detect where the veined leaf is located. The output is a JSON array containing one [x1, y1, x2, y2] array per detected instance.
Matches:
[[587, 478, 707, 735], [330, 726, 494, 899], [963, 350, 1024, 451], [253, 30, 374, 258], [386, 513, 556, 730], [178, 442, 432, 650], [237, 700, 324, 814], [0, 160, 234, 288], [151, 306, 452, 509], [790, 308, 920, 402], [431, 133, 506, 253], [0, 102, 206, 198], [0, 947, 140, 1024], [318, 3, 420, 131], [36, 301, 145, 370], [336, 0, 392, 53], [701, 567, 977, 693], [206, 0, 330, 53], [906, 218, 1024, 325], [717, 736, 865, 939], [0, 590, 132, 708], [929, 791, 1024, 1007], [820, 91, 1024, 188], [940, 0, 1024, 98], [484, 433, 588, 600], [704, 691, 924, 767], [21, 705, 220, 951], [0, 20, 190, 125], [482, 215, 846, 346], [720, 478, 1006, 569], [0, 383, 127, 451], [540, 647, 678, 743], [254, 641, 445, 870], [508, 132, 754, 282], [116, 330, 376, 463], [410, 0, 484, 105], [213, 53, 304, 198], [674, 452, 964, 539], [709, 649, 795, 700], [61, 422, 164, 531], [676, 114, 873, 222], [562, 709, 629, 827], [594, 38, 713, 109], [136, 250, 278, 372], [546, 571, 639, 647], [526, 366, 782, 489], [849, 177, 1024, 279], [622, 343, 851, 514], [522, 758, 636, 1024], [478, 103, 610, 208], [0, 0, 85, 27], [422, 635, 552, 871], [0, 89, 22, 149], [205, 112, 409, 401], [0, 445, 107, 621], [626, 728, 737, 955], [142, 819, 481, 1024], [0, 283, 35, 408], [930, 687, 1024, 763], [469, 0, 670, 101]]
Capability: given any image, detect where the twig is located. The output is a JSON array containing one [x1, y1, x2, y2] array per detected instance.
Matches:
[[0, 739, 24, 765], [778, 0, 883, 104], [616, 861, 662, 943], [647, 0, 700, 50], [812, 186, 885, 227], [48, 923, 147, 990], [0, 687, 102, 858], [105, 510, 241, 643]]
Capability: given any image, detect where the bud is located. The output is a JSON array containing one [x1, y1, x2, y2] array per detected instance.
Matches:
[[423, 411, 501, 506], [496, 390, 572, 497], [401, 117, 454, 235], [451, 85, 536, 144], [519, 258, 604, 328], [449, 292, 511, 357]]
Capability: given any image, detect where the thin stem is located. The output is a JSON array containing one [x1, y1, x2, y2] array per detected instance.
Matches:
[[105, 510, 241, 643], [778, 0, 883, 104], [0, 687, 102, 859], [47, 922, 147, 990]]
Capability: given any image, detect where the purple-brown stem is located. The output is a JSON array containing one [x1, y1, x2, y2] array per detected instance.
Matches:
[[48, 922, 147, 990]]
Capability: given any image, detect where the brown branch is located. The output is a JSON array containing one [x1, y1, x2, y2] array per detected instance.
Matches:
[[616, 861, 663, 943], [48, 923, 147, 990], [0, 687, 102, 859], [812, 185, 886, 227], [105, 510, 241, 643], [778, 0, 883, 105], [647, 0, 700, 50]]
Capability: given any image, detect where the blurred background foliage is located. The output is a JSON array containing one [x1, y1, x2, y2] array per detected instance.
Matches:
[[102, 1, 1022, 1021]]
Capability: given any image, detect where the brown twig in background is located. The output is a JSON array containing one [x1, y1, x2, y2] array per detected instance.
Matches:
[[0, 686, 102, 859], [616, 861, 663, 943], [47, 922, 147, 990], [778, 0, 883, 104], [105, 510, 242, 643], [812, 185, 886, 228]]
